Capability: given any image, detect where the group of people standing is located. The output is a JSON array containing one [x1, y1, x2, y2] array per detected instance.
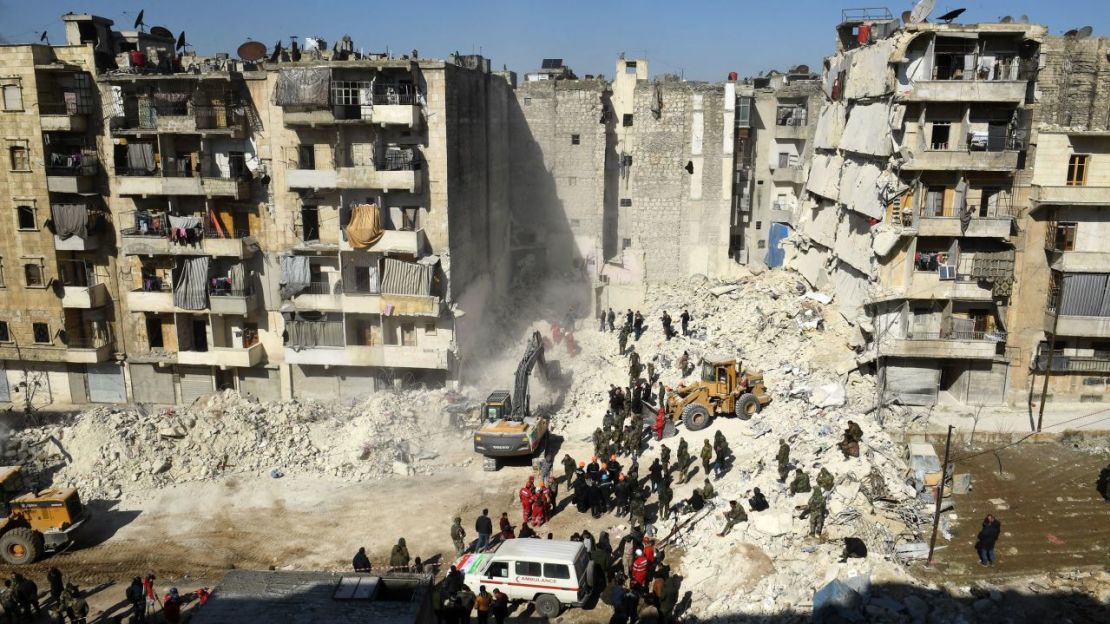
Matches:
[[603, 307, 694, 355]]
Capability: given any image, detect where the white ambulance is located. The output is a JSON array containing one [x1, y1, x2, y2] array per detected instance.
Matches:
[[452, 539, 591, 617]]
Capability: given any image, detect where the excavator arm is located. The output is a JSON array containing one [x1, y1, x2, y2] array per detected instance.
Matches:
[[511, 330, 547, 420]]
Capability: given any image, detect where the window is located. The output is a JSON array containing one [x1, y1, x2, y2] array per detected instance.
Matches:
[[401, 207, 419, 231], [16, 205, 35, 231], [979, 187, 1001, 217], [929, 122, 951, 150], [571, 134, 580, 145], [524, 97, 532, 106], [297, 145, 316, 170], [301, 206, 320, 242], [543, 563, 570, 579], [567, 176, 577, 186], [777, 152, 790, 168], [514, 561, 542, 577], [2, 81, 22, 111], [400, 322, 416, 347], [625, 61, 638, 74], [9, 144, 29, 171], [1067, 154, 1089, 186], [757, 239, 766, 249], [755, 221, 762, 230], [1055, 222, 1077, 252], [486, 561, 509, 578], [0, 321, 9, 343], [146, 317, 164, 349], [23, 261, 43, 287], [622, 114, 634, 127], [622, 238, 632, 249], [32, 322, 50, 344], [424, 322, 437, 336], [619, 198, 632, 207]]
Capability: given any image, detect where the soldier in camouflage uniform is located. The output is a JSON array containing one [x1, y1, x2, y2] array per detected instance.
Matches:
[[808, 487, 827, 537], [776, 439, 791, 483], [789, 469, 811, 495], [817, 467, 835, 492], [719, 500, 748, 536]]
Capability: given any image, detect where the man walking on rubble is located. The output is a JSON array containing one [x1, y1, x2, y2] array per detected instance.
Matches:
[[608, 308, 616, 332], [625, 309, 634, 330], [562, 453, 577, 484], [680, 309, 691, 337], [700, 440, 713, 479], [658, 481, 674, 522], [634, 311, 645, 340], [712, 431, 730, 479], [660, 443, 672, 476], [807, 488, 827, 537], [676, 439, 691, 483], [776, 439, 791, 483], [619, 324, 630, 355]]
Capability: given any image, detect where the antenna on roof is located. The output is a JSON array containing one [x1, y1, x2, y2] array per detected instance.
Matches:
[[937, 8, 966, 24], [908, 0, 936, 24], [133, 9, 146, 32]]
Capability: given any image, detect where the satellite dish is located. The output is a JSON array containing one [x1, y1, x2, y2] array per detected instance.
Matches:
[[937, 8, 966, 23], [269, 40, 283, 63], [39, 31, 49, 43], [901, 10, 913, 24], [133, 9, 145, 31], [238, 41, 267, 62], [176, 31, 187, 51], [150, 26, 173, 40], [1018, 15, 1030, 24], [1064, 29, 1079, 38], [909, 0, 936, 24], [796, 64, 810, 74], [1000, 16, 1013, 24], [1078, 26, 1094, 39]]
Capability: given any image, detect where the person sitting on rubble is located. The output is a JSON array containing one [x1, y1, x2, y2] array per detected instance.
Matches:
[[749, 487, 769, 512], [789, 469, 811, 495], [389, 538, 411, 571], [719, 500, 748, 536], [352, 547, 372, 573], [837, 420, 864, 459]]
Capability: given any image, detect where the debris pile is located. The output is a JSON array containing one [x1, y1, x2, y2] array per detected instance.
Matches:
[[4, 389, 474, 501]]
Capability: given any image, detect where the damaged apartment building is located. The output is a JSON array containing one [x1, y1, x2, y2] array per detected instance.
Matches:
[[1, 13, 513, 406], [786, 7, 1110, 408], [512, 58, 738, 307]]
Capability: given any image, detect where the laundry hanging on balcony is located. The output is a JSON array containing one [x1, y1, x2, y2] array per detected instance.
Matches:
[[274, 68, 331, 106], [173, 256, 210, 310], [280, 255, 311, 298], [168, 214, 202, 244], [345, 203, 384, 249], [52, 203, 88, 240], [381, 258, 434, 296], [126, 142, 156, 174]]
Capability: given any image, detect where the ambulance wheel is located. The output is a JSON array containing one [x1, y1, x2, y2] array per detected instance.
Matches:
[[534, 594, 561, 618]]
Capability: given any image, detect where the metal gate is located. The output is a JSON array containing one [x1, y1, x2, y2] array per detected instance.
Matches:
[[0, 363, 8, 402], [130, 363, 176, 404], [764, 222, 790, 268], [87, 363, 126, 403], [178, 366, 214, 405]]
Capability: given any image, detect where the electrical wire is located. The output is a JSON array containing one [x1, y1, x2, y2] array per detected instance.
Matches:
[[949, 406, 1110, 463]]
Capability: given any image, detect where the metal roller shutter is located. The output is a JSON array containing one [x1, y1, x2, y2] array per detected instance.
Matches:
[[67, 365, 89, 404], [0, 363, 9, 402], [883, 359, 939, 406], [292, 365, 339, 400], [130, 363, 176, 404], [87, 363, 126, 403], [178, 366, 214, 405]]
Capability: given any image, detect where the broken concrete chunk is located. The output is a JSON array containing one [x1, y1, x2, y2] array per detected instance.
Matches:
[[709, 285, 740, 297], [809, 382, 847, 408]]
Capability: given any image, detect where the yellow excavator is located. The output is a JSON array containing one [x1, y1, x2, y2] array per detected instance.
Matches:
[[473, 331, 550, 471], [0, 466, 90, 565]]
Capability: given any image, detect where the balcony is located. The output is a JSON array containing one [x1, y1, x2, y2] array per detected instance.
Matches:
[[893, 272, 995, 302], [177, 342, 264, 368], [127, 284, 174, 313], [116, 104, 247, 138], [381, 293, 440, 317], [1031, 185, 1110, 208], [883, 331, 1005, 360], [0, 336, 114, 364], [121, 221, 255, 258], [1048, 251, 1110, 273], [1044, 313, 1110, 339], [771, 166, 806, 184], [283, 343, 448, 369], [46, 152, 98, 193], [62, 283, 109, 309], [339, 289, 382, 313], [208, 285, 259, 316], [40, 113, 87, 133], [899, 80, 1028, 103], [286, 167, 420, 192], [915, 216, 1012, 238], [902, 147, 1020, 172], [64, 336, 115, 363], [1033, 349, 1110, 374], [774, 123, 809, 140], [283, 281, 343, 312], [115, 171, 250, 199], [54, 234, 100, 251], [339, 228, 427, 254]]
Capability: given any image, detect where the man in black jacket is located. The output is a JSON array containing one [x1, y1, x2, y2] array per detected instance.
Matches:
[[353, 547, 372, 573], [976, 514, 1002, 566], [475, 509, 494, 551]]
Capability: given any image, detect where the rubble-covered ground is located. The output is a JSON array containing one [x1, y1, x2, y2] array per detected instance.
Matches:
[[2, 268, 1107, 622]]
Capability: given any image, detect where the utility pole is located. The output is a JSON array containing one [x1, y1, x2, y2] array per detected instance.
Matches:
[[1037, 278, 1065, 432], [926, 425, 954, 565]]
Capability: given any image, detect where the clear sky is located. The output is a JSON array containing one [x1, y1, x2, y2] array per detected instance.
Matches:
[[3, 0, 1109, 81]]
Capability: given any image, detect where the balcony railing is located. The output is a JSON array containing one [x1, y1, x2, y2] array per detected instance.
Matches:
[[905, 330, 1007, 342], [46, 152, 98, 176], [372, 92, 416, 105], [1034, 348, 1110, 373], [293, 280, 340, 296], [208, 283, 254, 297], [194, 104, 240, 129], [202, 226, 251, 240]]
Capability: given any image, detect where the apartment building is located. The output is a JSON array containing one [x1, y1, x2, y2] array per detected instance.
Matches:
[[731, 70, 822, 268], [1, 14, 513, 407], [1011, 34, 1110, 403], [789, 10, 1043, 406], [0, 31, 121, 408]]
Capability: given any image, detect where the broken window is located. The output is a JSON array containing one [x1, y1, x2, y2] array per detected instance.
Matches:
[[32, 322, 50, 344], [571, 134, 580, 145], [146, 316, 164, 349], [979, 187, 1001, 217], [623, 114, 634, 127], [15, 205, 35, 230], [401, 207, 419, 231], [1067, 154, 1088, 186], [1054, 222, 1077, 252], [400, 322, 416, 347], [298, 145, 316, 170], [929, 122, 951, 150], [300, 206, 320, 242], [625, 61, 638, 74], [23, 260, 43, 287], [424, 322, 437, 336], [8, 144, 29, 171]]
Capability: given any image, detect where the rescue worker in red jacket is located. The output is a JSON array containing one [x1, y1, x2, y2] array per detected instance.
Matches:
[[653, 407, 667, 441], [631, 550, 650, 589], [519, 476, 535, 524]]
